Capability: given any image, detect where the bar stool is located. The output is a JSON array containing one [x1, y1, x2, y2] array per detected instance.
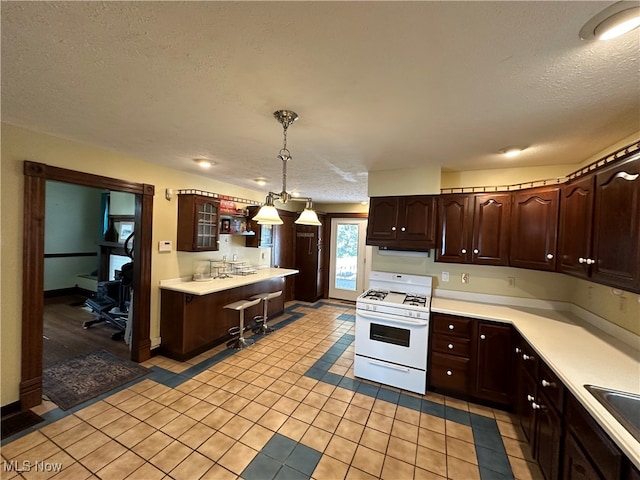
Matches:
[[250, 290, 283, 335], [224, 297, 261, 349]]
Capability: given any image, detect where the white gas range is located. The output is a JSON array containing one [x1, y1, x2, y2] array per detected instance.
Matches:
[[354, 271, 433, 395]]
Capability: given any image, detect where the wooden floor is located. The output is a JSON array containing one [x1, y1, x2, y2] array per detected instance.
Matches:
[[43, 294, 130, 369]]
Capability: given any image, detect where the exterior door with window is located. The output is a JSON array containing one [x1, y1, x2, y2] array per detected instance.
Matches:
[[329, 218, 370, 301]]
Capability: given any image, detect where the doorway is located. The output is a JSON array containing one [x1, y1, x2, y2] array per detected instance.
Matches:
[[328, 217, 371, 301], [21, 161, 154, 408]]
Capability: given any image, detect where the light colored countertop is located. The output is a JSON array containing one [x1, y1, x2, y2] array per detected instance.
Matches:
[[431, 296, 640, 469], [159, 267, 299, 295]]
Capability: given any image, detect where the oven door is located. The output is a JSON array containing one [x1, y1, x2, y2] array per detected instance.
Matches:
[[355, 308, 428, 370]]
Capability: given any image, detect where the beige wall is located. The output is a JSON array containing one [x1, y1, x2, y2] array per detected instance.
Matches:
[[368, 165, 441, 197], [0, 124, 272, 406]]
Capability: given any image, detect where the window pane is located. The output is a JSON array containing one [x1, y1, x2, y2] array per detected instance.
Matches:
[[334, 223, 358, 291]]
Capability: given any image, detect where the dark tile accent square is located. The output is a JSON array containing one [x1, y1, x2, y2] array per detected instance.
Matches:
[[306, 367, 327, 380], [321, 372, 342, 386], [445, 406, 471, 425], [398, 393, 422, 411], [243, 454, 283, 480], [477, 445, 514, 479], [480, 466, 514, 480], [285, 443, 322, 476], [421, 399, 445, 418], [473, 426, 506, 452], [262, 433, 298, 462], [338, 377, 361, 391], [377, 388, 400, 404], [274, 465, 309, 480], [470, 413, 500, 433], [356, 382, 380, 397]]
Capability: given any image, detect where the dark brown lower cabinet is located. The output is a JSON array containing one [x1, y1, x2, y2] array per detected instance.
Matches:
[[159, 277, 285, 361], [473, 321, 512, 406], [535, 391, 563, 480], [563, 433, 602, 480], [563, 394, 623, 480]]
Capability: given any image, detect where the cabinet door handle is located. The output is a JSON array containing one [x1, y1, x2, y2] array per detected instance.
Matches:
[[480, 334, 486, 340], [586, 258, 595, 265], [401, 227, 406, 232], [448, 343, 454, 349], [527, 394, 535, 402], [515, 347, 521, 353], [461, 249, 467, 254], [546, 253, 554, 260], [446, 370, 453, 376], [473, 249, 479, 254], [532, 402, 546, 411], [579, 257, 585, 264], [448, 324, 455, 330], [541, 379, 556, 388], [523, 354, 534, 361]]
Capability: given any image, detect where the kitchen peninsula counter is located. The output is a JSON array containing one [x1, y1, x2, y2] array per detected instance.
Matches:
[[159, 268, 298, 360], [159, 267, 299, 295], [431, 296, 640, 470]]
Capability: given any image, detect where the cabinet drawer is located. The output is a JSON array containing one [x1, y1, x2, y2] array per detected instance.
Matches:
[[431, 335, 471, 357], [538, 361, 564, 413], [565, 394, 623, 480], [432, 314, 473, 338], [430, 352, 470, 394]]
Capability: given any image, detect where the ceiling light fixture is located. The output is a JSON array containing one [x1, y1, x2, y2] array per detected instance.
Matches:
[[252, 110, 322, 226], [580, 3, 640, 41], [501, 147, 525, 158], [194, 158, 214, 168], [254, 178, 267, 186]]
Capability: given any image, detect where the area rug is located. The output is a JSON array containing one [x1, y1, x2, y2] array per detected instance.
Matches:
[[42, 350, 149, 410]]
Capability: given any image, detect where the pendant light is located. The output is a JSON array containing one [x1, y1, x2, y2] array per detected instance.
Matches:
[[252, 110, 322, 226]]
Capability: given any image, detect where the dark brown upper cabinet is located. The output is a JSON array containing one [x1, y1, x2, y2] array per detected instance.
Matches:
[[558, 155, 640, 292], [366, 195, 436, 251], [245, 205, 273, 248], [510, 186, 560, 271], [436, 193, 511, 265], [177, 194, 220, 252], [591, 157, 640, 292], [558, 175, 595, 279]]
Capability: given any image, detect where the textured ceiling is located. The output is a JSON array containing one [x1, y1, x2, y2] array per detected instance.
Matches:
[[2, 1, 639, 203]]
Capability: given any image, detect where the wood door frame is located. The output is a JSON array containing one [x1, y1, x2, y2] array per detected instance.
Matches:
[[21, 161, 154, 408]]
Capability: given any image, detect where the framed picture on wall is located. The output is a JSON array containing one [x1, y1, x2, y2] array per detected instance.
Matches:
[[221, 218, 231, 234]]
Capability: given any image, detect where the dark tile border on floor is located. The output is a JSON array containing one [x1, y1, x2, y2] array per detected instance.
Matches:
[[1, 301, 516, 480]]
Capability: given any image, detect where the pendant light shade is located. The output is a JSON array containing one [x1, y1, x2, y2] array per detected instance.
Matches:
[[253, 109, 322, 226], [295, 208, 322, 225]]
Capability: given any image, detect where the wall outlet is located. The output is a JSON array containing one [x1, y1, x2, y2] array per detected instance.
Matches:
[[508, 276, 516, 288], [461, 273, 469, 284], [442, 272, 449, 282]]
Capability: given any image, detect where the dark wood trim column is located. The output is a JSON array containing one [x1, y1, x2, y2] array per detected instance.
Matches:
[[20, 162, 46, 408], [131, 184, 154, 362]]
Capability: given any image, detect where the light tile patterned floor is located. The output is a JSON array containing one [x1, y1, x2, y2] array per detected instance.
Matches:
[[1, 301, 544, 480]]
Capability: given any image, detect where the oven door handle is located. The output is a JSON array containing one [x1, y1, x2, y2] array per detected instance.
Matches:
[[367, 359, 411, 372], [357, 310, 428, 327]]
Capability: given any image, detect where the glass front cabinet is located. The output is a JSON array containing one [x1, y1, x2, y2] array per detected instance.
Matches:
[[177, 194, 221, 251]]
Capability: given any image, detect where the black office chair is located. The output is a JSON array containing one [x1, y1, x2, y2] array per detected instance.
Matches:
[[83, 232, 134, 340]]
